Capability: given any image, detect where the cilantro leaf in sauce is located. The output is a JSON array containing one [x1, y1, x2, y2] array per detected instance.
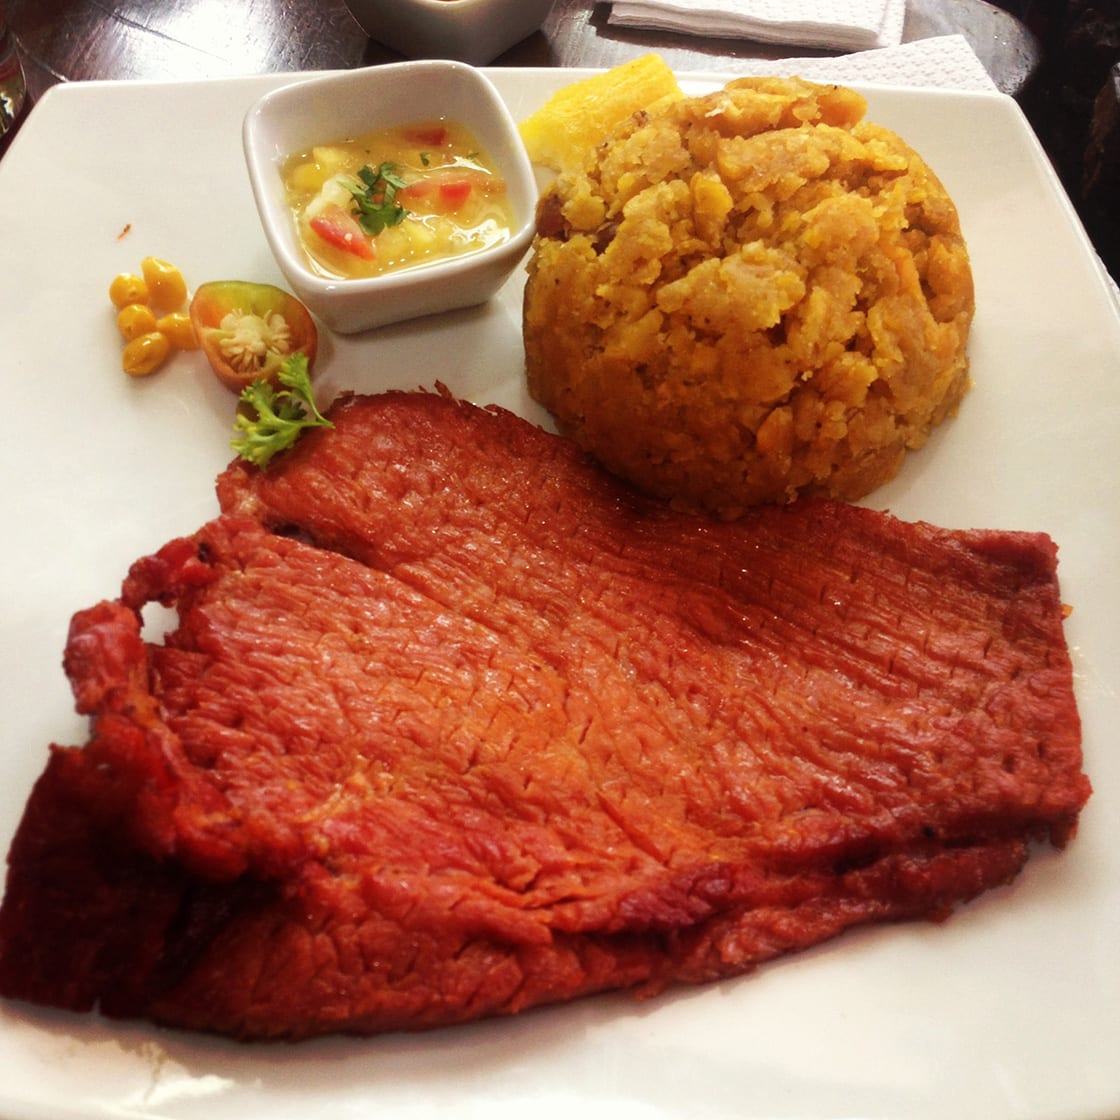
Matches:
[[347, 162, 410, 236]]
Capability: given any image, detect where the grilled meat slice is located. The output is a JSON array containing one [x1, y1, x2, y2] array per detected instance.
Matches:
[[0, 391, 1089, 1039]]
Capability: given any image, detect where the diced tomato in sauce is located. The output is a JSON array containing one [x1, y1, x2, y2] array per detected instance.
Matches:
[[398, 175, 477, 212], [309, 208, 377, 260], [404, 125, 450, 147]]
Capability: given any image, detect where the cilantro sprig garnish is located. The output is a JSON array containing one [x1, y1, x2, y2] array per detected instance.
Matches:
[[231, 354, 333, 469], [347, 162, 410, 236]]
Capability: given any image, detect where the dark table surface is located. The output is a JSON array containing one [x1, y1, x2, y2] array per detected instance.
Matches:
[[5, 0, 1039, 111]]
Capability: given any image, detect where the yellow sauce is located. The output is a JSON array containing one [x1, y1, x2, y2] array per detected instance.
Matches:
[[282, 120, 515, 280]]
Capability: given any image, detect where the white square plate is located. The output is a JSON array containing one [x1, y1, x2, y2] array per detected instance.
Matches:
[[0, 69, 1117, 1120]]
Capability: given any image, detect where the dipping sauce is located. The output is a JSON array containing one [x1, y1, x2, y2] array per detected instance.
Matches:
[[282, 120, 515, 279]]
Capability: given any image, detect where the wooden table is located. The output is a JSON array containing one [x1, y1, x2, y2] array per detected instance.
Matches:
[[5, 0, 1039, 114]]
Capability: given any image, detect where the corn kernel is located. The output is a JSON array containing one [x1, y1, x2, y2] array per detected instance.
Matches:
[[122, 331, 172, 377], [156, 311, 199, 350], [117, 303, 158, 341], [140, 256, 188, 311], [109, 273, 149, 309]]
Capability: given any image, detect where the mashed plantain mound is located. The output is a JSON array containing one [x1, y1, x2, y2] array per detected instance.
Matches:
[[523, 77, 975, 516]]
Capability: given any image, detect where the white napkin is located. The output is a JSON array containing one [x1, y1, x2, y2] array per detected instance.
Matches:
[[732, 34, 1000, 93], [607, 0, 907, 52]]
